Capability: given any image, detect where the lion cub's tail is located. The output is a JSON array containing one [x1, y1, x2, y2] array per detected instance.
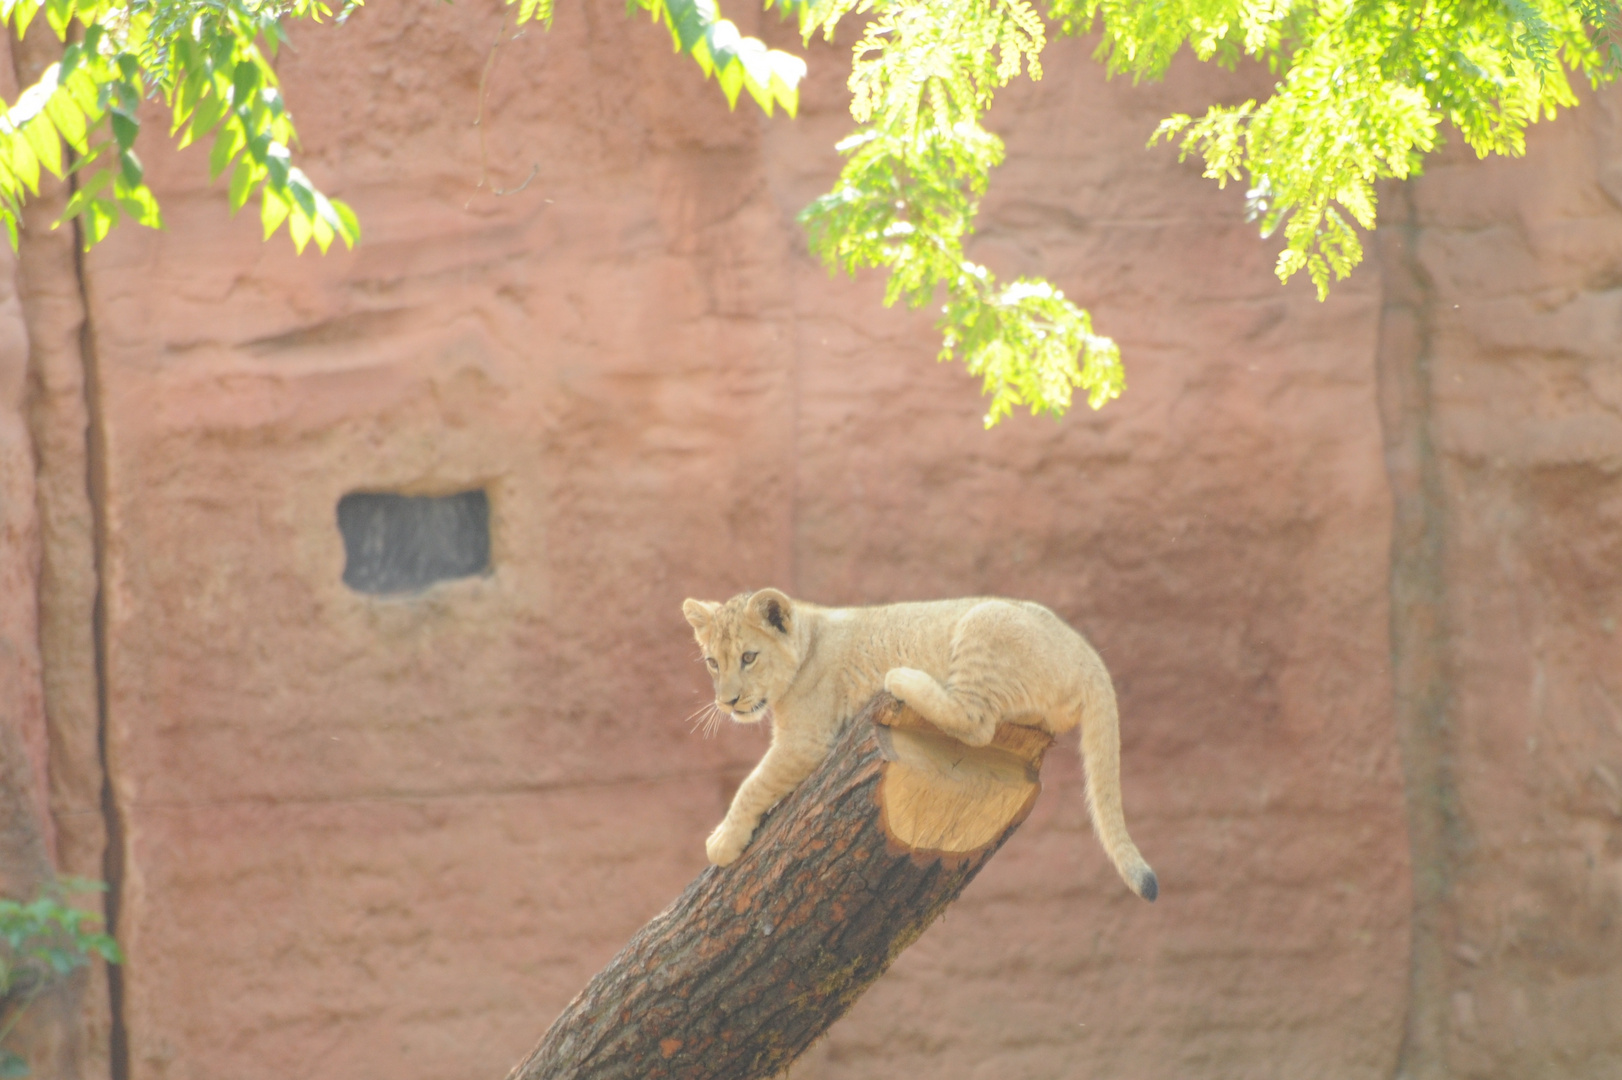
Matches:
[[1079, 669, 1158, 902]]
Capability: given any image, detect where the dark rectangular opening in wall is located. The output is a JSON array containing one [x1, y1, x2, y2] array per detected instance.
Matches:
[[338, 490, 490, 595]]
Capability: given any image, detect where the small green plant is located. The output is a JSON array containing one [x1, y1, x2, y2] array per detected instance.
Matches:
[[0, 880, 121, 1079]]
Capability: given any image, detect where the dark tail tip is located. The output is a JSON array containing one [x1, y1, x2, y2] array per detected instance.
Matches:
[[1138, 869, 1158, 902]]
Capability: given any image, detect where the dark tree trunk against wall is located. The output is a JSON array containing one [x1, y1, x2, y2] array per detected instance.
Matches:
[[507, 695, 1053, 1080], [1374, 182, 1454, 1080]]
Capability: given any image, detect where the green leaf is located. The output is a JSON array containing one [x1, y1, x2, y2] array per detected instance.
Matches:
[[287, 176, 317, 217], [10, 0, 42, 39], [244, 131, 272, 165], [310, 211, 335, 253], [59, 165, 112, 222], [667, 0, 710, 52], [331, 198, 360, 246], [173, 64, 210, 132], [109, 108, 139, 152], [58, 40, 84, 80], [716, 57, 745, 107], [0, 1048, 31, 1078], [228, 156, 260, 211], [114, 176, 159, 227], [263, 142, 291, 187], [185, 90, 231, 149], [231, 60, 261, 107], [8, 132, 41, 195], [287, 203, 312, 251], [43, 0, 72, 39], [22, 114, 62, 178], [88, 934, 123, 964], [514, 0, 554, 26], [261, 182, 290, 239], [118, 149, 142, 187], [62, 67, 99, 116], [770, 60, 803, 118], [43, 92, 87, 153], [633, 0, 807, 119], [209, 121, 245, 181]]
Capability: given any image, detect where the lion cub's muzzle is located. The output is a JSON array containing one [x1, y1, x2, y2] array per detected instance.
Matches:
[[727, 699, 771, 720]]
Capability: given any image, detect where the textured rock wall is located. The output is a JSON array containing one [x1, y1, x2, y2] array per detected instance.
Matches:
[[1380, 88, 1622, 1079], [2, 29, 112, 1080], [0, 31, 51, 894], [72, 4, 1409, 1078], [4, 1, 1618, 1079]]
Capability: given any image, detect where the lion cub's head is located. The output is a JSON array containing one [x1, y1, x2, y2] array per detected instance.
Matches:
[[682, 588, 801, 723]]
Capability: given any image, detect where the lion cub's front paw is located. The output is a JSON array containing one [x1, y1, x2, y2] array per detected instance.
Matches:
[[706, 820, 754, 866]]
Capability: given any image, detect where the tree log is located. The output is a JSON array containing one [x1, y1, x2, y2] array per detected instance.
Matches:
[[507, 693, 1054, 1080]]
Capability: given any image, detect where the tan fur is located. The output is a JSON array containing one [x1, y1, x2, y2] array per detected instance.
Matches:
[[682, 588, 1158, 901]]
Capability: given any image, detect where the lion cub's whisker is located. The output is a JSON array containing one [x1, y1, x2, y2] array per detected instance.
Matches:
[[686, 701, 727, 739]]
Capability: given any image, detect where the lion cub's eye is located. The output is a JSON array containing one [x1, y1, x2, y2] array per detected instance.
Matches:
[[741, 651, 758, 667], [705, 657, 719, 670]]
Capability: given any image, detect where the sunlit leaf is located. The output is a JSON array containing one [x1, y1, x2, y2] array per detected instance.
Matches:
[[83, 196, 115, 245], [119, 148, 143, 187], [115, 177, 162, 228], [331, 198, 360, 246], [43, 93, 87, 152], [8, 131, 40, 194], [209, 120, 244, 180], [287, 202, 312, 251], [22, 115, 61, 177], [228, 155, 259, 211], [59, 165, 112, 221], [310, 210, 334, 252], [261, 182, 290, 239]]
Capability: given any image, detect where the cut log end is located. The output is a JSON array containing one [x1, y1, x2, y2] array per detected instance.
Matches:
[[872, 697, 1052, 856]]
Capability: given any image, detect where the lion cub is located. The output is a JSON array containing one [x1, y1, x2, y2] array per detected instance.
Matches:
[[683, 588, 1158, 901]]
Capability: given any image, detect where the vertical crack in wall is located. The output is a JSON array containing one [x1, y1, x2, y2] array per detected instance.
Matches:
[[1374, 184, 1460, 1080], [72, 236, 128, 1080]]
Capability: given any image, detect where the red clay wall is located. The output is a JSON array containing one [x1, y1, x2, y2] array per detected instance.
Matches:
[[1378, 91, 1622, 1076], [0, 1, 1617, 1078]]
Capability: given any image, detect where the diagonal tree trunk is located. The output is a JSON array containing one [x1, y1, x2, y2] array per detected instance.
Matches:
[[507, 693, 1053, 1080]]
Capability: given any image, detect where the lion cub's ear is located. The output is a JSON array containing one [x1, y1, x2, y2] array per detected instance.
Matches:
[[682, 599, 719, 635], [748, 588, 794, 635]]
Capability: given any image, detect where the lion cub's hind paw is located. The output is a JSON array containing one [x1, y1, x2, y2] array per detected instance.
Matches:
[[884, 667, 994, 747], [883, 666, 933, 705]]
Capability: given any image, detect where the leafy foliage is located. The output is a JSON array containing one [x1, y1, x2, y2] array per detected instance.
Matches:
[[787, 0, 1621, 418], [1082, 0, 1620, 296], [0, 0, 803, 254], [0, 0, 360, 251], [2, 0, 1619, 421], [0, 880, 121, 1079], [801, 122, 1122, 424], [510, 0, 807, 115], [795, 0, 1122, 424]]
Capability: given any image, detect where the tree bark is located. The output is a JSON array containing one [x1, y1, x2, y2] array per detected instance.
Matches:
[[507, 693, 1054, 1080]]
